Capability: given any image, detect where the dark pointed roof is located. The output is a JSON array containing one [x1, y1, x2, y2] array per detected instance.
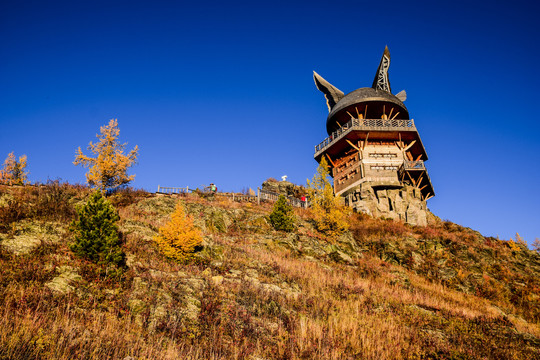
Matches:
[[372, 46, 392, 93], [327, 88, 408, 123], [313, 47, 410, 134]]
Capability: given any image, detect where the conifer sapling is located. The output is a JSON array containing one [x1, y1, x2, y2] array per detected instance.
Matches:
[[70, 191, 125, 267], [268, 195, 296, 232]]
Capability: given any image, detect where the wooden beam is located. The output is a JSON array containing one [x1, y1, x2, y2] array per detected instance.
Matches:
[[406, 152, 413, 161], [406, 171, 416, 186], [346, 139, 360, 151], [415, 154, 422, 161], [425, 194, 434, 201], [363, 132, 370, 150], [364, 105, 368, 119], [356, 107, 361, 119], [336, 121, 342, 128], [388, 107, 394, 119], [346, 111, 355, 120], [325, 153, 335, 167], [398, 133, 403, 149], [394, 141, 402, 150], [391, 111, 400, 120], [419, 184, 427, 191], [416, 174, 424, 187], [333, 151, 356, 168], [403, 140, 417, 152]]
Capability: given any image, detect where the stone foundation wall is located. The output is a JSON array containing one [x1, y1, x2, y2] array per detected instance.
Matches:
[[343, 182, 428, 226]]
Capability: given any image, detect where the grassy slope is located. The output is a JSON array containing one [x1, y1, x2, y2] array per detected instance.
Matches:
[[0, 183, 539, 360]]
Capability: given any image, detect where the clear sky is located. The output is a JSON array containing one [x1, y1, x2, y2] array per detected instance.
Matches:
[[1, 0, 539, 244]]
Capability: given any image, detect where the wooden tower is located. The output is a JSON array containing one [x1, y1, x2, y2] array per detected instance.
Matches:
[[313, 47, 434, 225]]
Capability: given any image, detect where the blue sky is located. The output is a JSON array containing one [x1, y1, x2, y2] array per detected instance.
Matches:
[[1, 0, 539, 244]]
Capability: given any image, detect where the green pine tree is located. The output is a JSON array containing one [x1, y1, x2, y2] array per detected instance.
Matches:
[[268, 195, 296, 232], [70, 191, 125, 267]]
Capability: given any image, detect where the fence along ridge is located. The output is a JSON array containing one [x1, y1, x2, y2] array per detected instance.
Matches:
[[156, 185, 308, 208]]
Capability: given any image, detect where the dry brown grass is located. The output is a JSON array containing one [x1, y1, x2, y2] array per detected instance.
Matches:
[[0, 186, 539, 359]]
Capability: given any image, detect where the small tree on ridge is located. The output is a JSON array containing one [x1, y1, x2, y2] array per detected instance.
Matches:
[[268, 195, 296, 232], [74, 119, 138, 191], [70, 191, 125, 267], [0, 152, 28, 185], [154, 202, 203, 261], [307, 157, 350, 237]]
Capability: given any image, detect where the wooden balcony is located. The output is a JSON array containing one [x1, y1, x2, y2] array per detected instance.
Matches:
[[401, 160, 426, 171], [398, 160, 435, 200], [314, 118, 416, 156]]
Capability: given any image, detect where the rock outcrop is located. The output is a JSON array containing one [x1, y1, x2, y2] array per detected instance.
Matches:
[[45, 266, 82, 295], [343, 182, 429, 226], [261, 179, 305, 198]]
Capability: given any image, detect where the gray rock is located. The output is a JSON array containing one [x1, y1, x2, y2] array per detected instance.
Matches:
[[128, 299, 146, 314], [329, 250, 354, 265], [2, 234, 41, 255], [148, 305, 168, 332], [131, 277, 149, 298], [344, 183, 430, 226], [211, 275, 224, 285], [45, 266, 82, 295], [1, 220, 64, 255]]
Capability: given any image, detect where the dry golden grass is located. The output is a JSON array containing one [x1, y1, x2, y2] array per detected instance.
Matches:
[[0, 185, 539, 359]]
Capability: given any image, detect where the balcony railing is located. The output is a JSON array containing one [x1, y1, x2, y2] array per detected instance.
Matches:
[[314, 118, 415, 155], [401, 160, 425, 170]]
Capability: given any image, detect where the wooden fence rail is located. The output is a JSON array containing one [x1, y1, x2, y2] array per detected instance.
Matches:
[[258, 188, 308, 208], [156, 185, 308, 208], [314, 118, 416, 155], [157, 185, 190, 194]]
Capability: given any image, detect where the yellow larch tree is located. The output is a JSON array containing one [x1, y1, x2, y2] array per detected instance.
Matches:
[[74, 119, 138, 191], [0, 152, 28, 185], [154, 202, 203, 261], [307, 157, 351, 237]]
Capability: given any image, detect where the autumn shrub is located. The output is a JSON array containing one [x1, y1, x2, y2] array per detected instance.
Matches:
[[268, 195, 295, 232], [0, 182, 85, 232], [507, 239, 522, 253], [351, 213, 410, 241], [0, 196, 27, 232], [69, 191, 125, 267], [307, 157, 350, 237], [108, 187, 150, 208], [154, 202, 203, 261], [32, 180, 82, 222], [533, 238, 540, 253]]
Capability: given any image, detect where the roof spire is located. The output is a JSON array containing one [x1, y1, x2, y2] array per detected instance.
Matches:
[[313, 71, 344, 112], [372, 46, 391, 93]]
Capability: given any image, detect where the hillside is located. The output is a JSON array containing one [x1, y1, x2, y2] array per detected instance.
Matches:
[[0, 183, 539, 359]]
